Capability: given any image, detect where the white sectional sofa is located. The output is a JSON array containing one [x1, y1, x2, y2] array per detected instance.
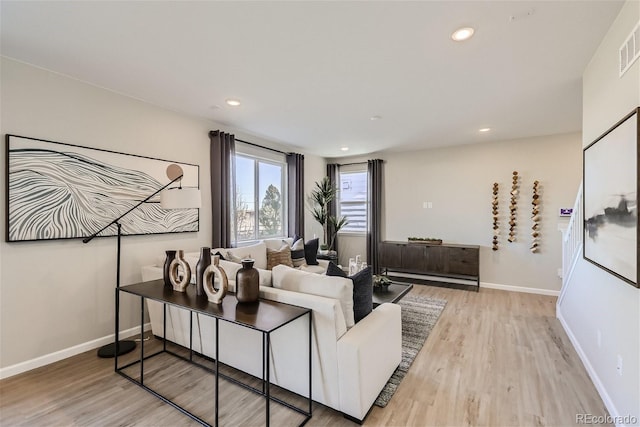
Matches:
[[140, 240, 402, 422]]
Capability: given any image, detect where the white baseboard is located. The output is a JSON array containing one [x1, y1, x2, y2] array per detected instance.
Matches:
[[0, 323, 151, 380], [481, 281, 560, 296], [557, 309, 624, 427]]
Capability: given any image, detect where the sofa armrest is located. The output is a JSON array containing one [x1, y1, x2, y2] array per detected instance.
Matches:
[[337, 303, 402, 421], [258, 285, 347, 409]]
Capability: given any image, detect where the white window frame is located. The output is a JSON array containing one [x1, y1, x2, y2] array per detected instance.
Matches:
[[233, 143, 288, 244], [337, 166, 368, 236]]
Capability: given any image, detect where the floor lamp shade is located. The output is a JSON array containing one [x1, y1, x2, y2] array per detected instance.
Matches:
[[160, 187, 202, 209]]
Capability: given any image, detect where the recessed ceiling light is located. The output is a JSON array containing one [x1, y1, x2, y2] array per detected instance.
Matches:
[[479, 127, 491, 132], [341, 147, 349, 152], [226, 99, 241, 107], [370, 115, 382, 121], [451, 27, 475, 42]]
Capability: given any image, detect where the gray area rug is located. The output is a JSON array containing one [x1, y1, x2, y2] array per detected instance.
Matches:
[[374, 293, 447, 407]]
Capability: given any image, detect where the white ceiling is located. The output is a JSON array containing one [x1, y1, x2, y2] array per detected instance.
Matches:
[[0, 1, 624, 157]]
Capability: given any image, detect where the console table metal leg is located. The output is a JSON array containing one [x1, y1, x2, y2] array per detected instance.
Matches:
[[308, 311, 312, 417], [215, 317, 219, 427], [162, 303, 167, 352], [189, 311, 193, 362], [140, 297, 145, 385], [114, 287, 119, 372], [265, 332, 270, 427]]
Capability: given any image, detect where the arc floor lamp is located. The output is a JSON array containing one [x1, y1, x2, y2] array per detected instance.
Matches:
[[83, 164, 201, 358]]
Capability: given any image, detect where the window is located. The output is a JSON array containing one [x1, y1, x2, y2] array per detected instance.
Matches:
[[233, 145, 287, 243], [338, 170, 367, 233]]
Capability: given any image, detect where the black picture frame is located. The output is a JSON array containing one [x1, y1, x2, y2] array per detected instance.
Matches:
[[6, 134, 200, 242], [583, 108, 639, 288]]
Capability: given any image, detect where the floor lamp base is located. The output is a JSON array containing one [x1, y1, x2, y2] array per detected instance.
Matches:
[[97, 340, 136, 358]]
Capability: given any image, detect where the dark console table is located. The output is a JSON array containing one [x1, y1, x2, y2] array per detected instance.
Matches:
[[378, 241, 480, 291], [118, 280, 312, 426]]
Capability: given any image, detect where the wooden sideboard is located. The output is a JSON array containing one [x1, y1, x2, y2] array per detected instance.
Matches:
[[378, 241, 480, 291]]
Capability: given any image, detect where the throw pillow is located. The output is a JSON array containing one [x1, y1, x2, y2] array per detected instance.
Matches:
[[304, 238, 319, 266], [289, 238, 306, 267], [225, 251, 243, 263], [225, 241, 268, 269], [266, 245, 294, 270], [326, 261, 373, 323]]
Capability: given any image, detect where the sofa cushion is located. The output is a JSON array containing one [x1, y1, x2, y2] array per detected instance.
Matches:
[[272, 264, 355, 328], [267, 245, 294, 270], [225, 241, 267, 270], [304, 238, 319, 266], [264, 237, 293, 251], [289, 238, 307, 267], [326, 262, 373, 323]]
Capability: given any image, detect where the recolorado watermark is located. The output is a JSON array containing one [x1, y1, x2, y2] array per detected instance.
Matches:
[[576, 413, 638, 425]]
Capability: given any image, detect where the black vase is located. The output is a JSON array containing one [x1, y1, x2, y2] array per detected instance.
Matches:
[[163, 250, 177, 288], [195, 247, 211, 297], [236, 259, 259, 303]]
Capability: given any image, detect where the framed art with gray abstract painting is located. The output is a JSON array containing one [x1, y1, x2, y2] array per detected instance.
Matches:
[[6, 135, 199, 242], [583, 108, 639, 288]]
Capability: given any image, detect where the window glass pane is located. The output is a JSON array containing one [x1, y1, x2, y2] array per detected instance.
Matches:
[[339, 171, 367, 233], [258, 162, 284, 238], [235, 156, 255, 241]]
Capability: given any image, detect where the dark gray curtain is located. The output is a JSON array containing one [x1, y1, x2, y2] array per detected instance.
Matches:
[[209, 130, 235, 248], [286, 153, 304, 238], [367, 159, 383, 273], [326, 163, 339, 251]]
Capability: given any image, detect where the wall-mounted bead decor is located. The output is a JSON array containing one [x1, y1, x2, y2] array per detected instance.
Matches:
[[508, 171, 519, 243], [492, 182, 499, 251], [531, 180, 540, 253]]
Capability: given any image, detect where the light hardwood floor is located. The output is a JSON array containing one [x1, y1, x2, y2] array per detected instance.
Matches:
[[0, 285, 610, 426]]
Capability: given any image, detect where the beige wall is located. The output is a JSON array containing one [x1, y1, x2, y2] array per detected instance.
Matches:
[[0, 58, 323, 372], [334, 133, 582, 292], [559, 0, 639, 421]]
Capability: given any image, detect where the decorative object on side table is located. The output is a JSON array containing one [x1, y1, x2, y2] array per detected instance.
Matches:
[[492, 182, 499, 251], [236, 258, 260, 303], [203, 255, 228, 304], [508, 171, 519, 242], [169, 250, 191, 292], [531, 181, 541, 253], [195, 247, 211, 296], [407, 237, 442, 245], [373, 274, 393, 291], [163, 250, 177, 287]]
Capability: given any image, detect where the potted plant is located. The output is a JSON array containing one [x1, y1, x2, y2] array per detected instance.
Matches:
[[308, 177, 348, 252], [373, 274, 392, 291]]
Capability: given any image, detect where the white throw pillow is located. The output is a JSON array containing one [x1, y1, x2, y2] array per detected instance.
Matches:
[[271, 264, 355, 328], [264, 237, 293, 251], [225, 241, 267, 270]]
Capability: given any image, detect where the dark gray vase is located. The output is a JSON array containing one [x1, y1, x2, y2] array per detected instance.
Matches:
[[163, 250, 177, 288], [235, 259, 259, 303], [195, 247, 211, 297]]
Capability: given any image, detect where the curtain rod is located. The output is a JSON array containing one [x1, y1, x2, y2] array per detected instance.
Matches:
[[335, 161, 368, 167], [236, 138, 289, 155]]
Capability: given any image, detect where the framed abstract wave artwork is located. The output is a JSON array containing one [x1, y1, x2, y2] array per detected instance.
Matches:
[[583, 108, 639, 288], [6, 135, 199, 242]]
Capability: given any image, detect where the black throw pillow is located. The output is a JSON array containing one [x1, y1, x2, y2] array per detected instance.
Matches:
[[213, 251, 226, 261], [304, 238, 319, 266], [326, 261, 373, 323]]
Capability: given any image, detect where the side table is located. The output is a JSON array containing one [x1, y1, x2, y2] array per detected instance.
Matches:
[[118, 280, 312, 427]]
